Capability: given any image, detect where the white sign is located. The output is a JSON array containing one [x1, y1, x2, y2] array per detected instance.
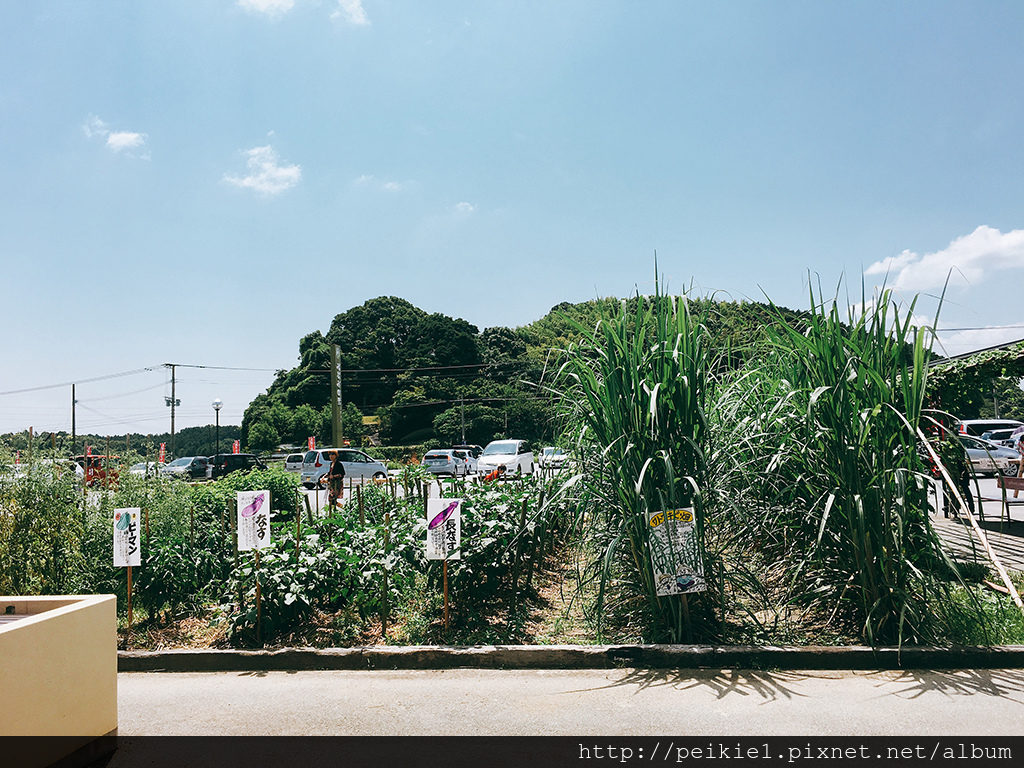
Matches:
[[113, 508, 141, 567], [237, 490, 272, 551], [647, 508, 706, 596], [426, 498, 462, 560]]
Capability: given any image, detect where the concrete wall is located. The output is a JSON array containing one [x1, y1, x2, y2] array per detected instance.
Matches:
[[0, 594, 117, 763]]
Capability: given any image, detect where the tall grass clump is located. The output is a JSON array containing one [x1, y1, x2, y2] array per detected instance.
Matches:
[[716, 285, 975, 646], [555, 287, 717, 642]]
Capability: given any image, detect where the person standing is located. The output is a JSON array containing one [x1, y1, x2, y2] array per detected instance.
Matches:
[[323, 450, 346, 510]]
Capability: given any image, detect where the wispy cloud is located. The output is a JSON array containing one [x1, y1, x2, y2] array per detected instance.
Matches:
[[332, 0, 370, 25], [238, 0, 295, 15], [352, 174, 408, 192], [864, 225, 1024, 291], [223, 145, 301, 195], [82, 114, 149, 159], [453, 201, 476, 216]]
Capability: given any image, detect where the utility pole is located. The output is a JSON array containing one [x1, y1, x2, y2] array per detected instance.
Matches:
[[460, 395, 465, 444], [165, 363, 178, 457], [71, 384, 76, 457]]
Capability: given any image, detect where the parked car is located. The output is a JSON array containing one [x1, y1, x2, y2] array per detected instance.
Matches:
[[284, 453, 306, 473], [451, 447, 478, 473], [477, 439, 535, 477], [208, 453, 266, 480], [160, 456, 210, 480], [958, 435, 1021, 477], [957, 418, 1024, 437], [539, 446, 568, 470], [129, 461, 164, 477], [300, 448, 388, 488], [978, 428, 1019, 448], [452, 444, 483, 459], [423, 449, 470, 476]]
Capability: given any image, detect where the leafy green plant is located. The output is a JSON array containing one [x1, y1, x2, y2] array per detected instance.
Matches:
[[554, 286, 715, 642]]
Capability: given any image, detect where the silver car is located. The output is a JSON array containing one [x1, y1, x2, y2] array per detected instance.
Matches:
[[958, 435, 1021, 477], [300, 448, 388, 488], [423, 449, 470, 476]]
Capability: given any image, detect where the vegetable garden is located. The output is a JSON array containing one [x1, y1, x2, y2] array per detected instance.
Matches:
[[3, 286, 1024, 650]]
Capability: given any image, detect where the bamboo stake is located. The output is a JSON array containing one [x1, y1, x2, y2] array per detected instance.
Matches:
[[358, 483, 364, 525], [443, 558, 449, 632], [295, 488, 301, 560], [381, 510, 390, 639], [255, 549, 262, 644], [126, 565, 133, 648]]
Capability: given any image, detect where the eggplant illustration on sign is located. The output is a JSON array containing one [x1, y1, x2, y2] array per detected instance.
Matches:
[[240, 492, 265, 518], [428, 500, 459, 530]]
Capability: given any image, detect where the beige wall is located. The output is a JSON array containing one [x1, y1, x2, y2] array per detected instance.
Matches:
[[0, 594, 117, 744]]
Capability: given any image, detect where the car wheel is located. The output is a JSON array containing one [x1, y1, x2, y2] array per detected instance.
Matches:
[[1002, 464, 1019, 477], [372, 472, 386, 481]]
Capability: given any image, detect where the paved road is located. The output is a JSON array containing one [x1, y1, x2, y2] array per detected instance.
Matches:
[[117, 668, 1024, 736]]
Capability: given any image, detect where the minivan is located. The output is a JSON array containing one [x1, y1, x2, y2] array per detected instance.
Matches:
[[300, 448, 389, 488]]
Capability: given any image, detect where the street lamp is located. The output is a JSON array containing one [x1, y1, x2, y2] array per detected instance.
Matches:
[[212, 399, 222, 458]]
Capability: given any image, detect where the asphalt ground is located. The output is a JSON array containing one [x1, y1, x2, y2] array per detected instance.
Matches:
[[115, 667, 1024, 736]]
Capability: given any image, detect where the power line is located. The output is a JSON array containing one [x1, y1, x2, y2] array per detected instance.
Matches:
[[0, 365, 162, 397]]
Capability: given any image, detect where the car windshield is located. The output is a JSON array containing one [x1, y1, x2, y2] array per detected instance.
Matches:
[[130, 463, 148, 471], [482, 442, 517, 456], [167, 457, 191, 467]]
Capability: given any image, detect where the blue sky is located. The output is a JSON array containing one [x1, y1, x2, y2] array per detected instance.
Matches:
[[3, 0, 1024, 437]]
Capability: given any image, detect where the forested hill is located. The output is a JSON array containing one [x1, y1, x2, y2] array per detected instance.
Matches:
[[240, 295, 808, 451]]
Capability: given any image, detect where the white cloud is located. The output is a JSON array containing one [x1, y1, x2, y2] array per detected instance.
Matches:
[[106, 131, 146, 152], [453, 202, 476, 215], [332, 0, 369, 25], [238, 0, 295, 15], [223, 145, 301, 195], [82, 114, 107, 140], [82, 114, 149, 159], [352, 174, 408, 192], [864, 225, 1024, 290]]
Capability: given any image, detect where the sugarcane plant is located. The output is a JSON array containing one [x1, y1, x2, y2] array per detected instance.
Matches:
[[555, 283, 716, 642]]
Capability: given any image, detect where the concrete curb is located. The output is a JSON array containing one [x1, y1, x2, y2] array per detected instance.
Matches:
[[118, 644, 1024, 672]]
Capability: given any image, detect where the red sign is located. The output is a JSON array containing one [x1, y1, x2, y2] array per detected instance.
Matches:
[[159, 443, 166, 463], [307, 436, 315, 450], [87, 445, 92, 457], [232, 440, 240, 454]]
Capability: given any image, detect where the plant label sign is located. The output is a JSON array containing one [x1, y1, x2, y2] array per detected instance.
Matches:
[[426, 498, 461, 560], [113, 508, 141, 567], [647, 508, 705, 596], [237, 490, 272, 551]]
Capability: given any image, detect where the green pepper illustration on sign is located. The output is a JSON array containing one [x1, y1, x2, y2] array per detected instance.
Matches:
[[647, 508, 706, 596]]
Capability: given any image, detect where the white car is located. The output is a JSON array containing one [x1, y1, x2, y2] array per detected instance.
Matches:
[[477, 439, 535, 477], [539, 446, 568, 470], [300, 448, 389, 488], [284, 453, 306, 473], [129, 461, 164, 477]]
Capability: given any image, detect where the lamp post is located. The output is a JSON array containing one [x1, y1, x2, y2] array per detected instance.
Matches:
[[213, 399, 222, 459]]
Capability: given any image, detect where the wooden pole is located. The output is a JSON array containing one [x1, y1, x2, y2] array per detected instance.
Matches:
[[358, 484, 364, 525], [443, 558, 449, 633], [233, 498, 242, 610], [295, 487, 301, 559], [126, 565, 133, 648], [381, 510, 390, 639], [255, 549, 262, 644]]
